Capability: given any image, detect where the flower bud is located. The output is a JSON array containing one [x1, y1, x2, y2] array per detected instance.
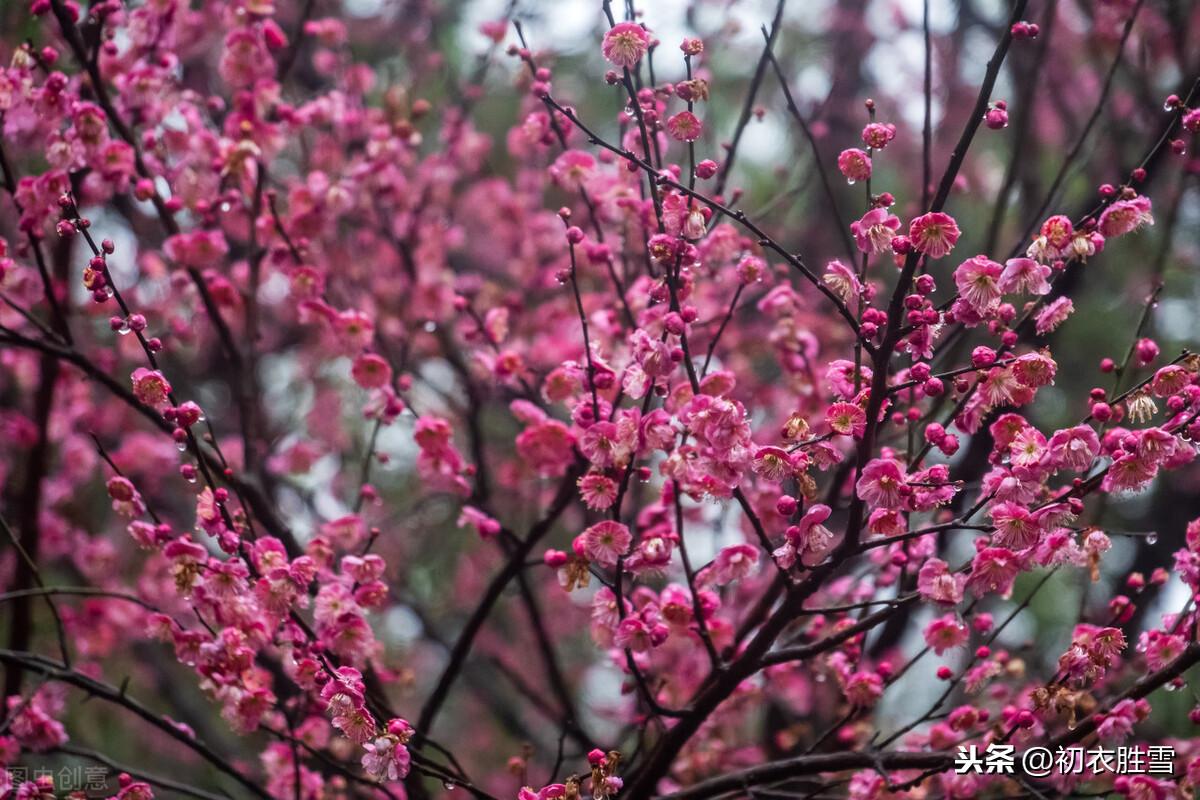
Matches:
[[1135, 337, 1159, 365], [971, 347, 997, 367]]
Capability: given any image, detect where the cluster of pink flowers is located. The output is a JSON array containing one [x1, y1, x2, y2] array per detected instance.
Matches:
[[0, 0, 1198, 799]]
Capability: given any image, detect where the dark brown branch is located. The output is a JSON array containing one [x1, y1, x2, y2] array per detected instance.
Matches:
[[714, 0, 786, 197], [624, 8, 1028, 793], [1010, 0, 1146, 257], [539, 96, 865, 341], [54, 744, 230, 800], [46, 0, 249, 409], [921, 0, 932, 209], [841, 0, 1027, 555], [983, 0, 1057, 254], [0, 327, 303, 556], [658, 749, 952, 800], [276, 0, 317, 81], [761, 32, 858, 265], [0, 135, 72, 344], [4, 322, 65, 696], [0, 649, 269, 800], [412, 461, 583, 742], [1049, 642, 1200, 749], [760, 593, 919, 667]]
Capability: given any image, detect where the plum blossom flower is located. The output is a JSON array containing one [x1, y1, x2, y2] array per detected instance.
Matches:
[[666, 111, 703, 142], [1089, 626, 1127, 663], [735, 254, 766, 283], [351, 353, 392, 389], [1101, 452, 1158, 494], [700, 543, 759, 586], [107, 476, 146, 518], [625, 529, 675, 575], [1099, 700, 1142, 743], [579, 421, 632, 470], [842, 671, 883, 707], [1040, 212, 1075, 243], [774, 504, 835, 568], [578, 521, 632, 567], [1008, 427, 1046, 469], [849, 208, 900, 255], [413, 416, 470, 496], [321, 667, 376, 744], [1099, 196, 1153, 238], [457, 506, 501, 539], [849, 772, 887, 800], [1039, 214, 1074, 255], [549, 150, 596, 190], [822, 259, 864, 301], [516, 419, 576, 477], [924, 614, 969, 655], [975, 365, 1025, 409], [361, 720, 413, 782], [826, 359, 873, 399], [998, 257, 1051, 295], [1035, 296, 1074, 335], [334, 310, 375, 352], [989, 502, 1042, 549], [1151, 364, 1190, 397], [868, 508, 906, 537], [1045, 425, 1100, 472], [826, 401, 866, 438], [578, 472, 619, 510], [602, 22, 650, 68], [908, 212, 960, 258], [518, 785, 568, 800], [131, 368, 172, 409], [752, 446, 800, 482], [164, 230, 229, 268], [861, 122, 897, 149], [855, 458, 908, 508], [918, 558, 965, 605], [837, 148, 872, 183], [1140, 630, 1187, 671], [6, 694, 67, 752], [967, 547, 1023, 597], [614, 611, 669, 651], [1012, 351, 1057, 388], [953, 255, 1004, 314], [219, 28, 273, 88]]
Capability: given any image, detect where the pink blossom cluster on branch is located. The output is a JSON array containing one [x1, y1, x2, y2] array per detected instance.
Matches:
[[0, 0, 1199, 799]]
